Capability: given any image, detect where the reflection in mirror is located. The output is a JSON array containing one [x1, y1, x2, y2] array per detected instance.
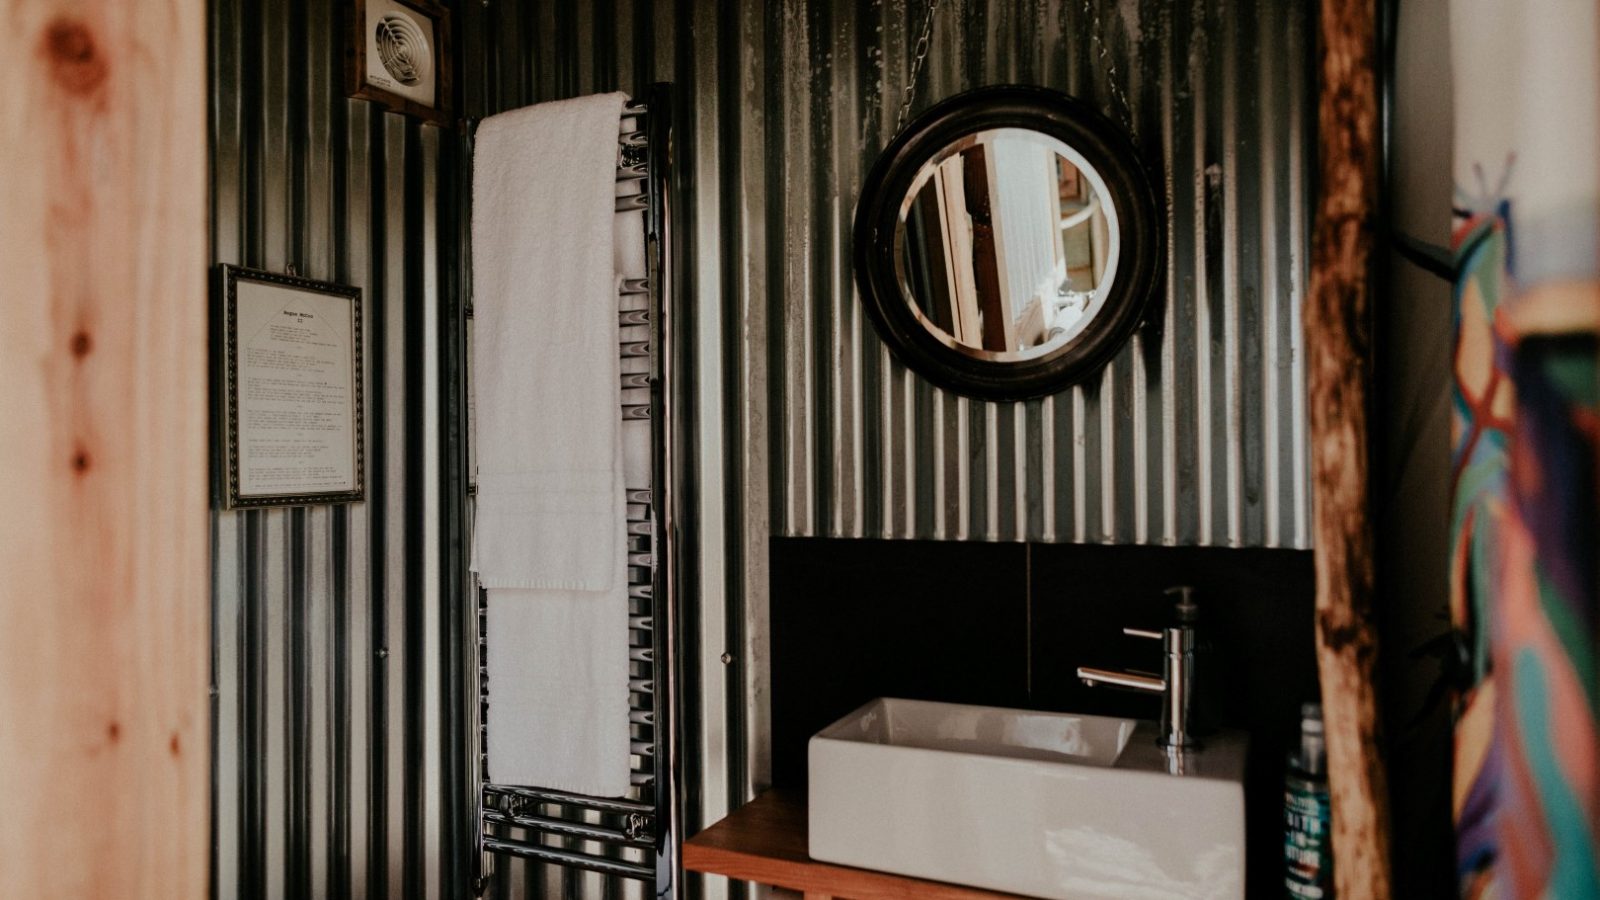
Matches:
[[896, 128, 1119, 362]]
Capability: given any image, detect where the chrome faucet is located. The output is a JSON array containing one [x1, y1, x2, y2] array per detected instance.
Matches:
[[1077, 586, 1201, 749]]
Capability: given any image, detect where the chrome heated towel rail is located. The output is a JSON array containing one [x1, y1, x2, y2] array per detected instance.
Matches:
[[465, 82, 682, 899]]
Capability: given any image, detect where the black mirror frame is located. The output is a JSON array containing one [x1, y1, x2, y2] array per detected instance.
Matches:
[[853, 85, 1163, 401]]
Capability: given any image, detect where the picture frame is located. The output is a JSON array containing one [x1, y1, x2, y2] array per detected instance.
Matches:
[[347, 0, 452, 126], [217, 265, 365, 509]]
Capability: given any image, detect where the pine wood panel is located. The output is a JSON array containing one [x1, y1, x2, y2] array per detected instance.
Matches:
[[0, 2, 209, 897], [685, 791, 1028, 900], [1307, 0, 1395, 895]]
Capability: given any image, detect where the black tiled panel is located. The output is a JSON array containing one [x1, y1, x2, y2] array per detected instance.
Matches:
[[1028, 542, 1318, 897], [768, 537, 1029, 788]]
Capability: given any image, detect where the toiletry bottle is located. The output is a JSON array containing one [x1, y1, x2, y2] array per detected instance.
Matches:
[[1285, 702, 1333, 898]]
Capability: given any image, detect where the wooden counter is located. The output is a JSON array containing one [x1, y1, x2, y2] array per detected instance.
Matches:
[[683, 790, 1028, 900]]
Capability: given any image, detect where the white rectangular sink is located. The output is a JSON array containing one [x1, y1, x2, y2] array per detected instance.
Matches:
[[809, 697, 1246, 900]]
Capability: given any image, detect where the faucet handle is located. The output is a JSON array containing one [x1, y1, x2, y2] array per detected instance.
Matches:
[[1164, 585, 1199, 624], [1124, 585, 1197, 639]]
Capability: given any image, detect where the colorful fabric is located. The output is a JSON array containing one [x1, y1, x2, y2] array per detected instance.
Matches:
[[1450, 3, 1599, 896], [1494, 326, 1600, 900], [1448, 211, 1600, 900], [1449, 207, 1516, 899]]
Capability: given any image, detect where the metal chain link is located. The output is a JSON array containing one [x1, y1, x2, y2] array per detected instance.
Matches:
[[896, 0, 942, 133], [1085, 0, 1135, 137]]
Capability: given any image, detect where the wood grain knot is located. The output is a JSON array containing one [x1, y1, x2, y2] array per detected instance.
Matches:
[[106, 720, 120, 742], [40, 18, 107, 96], [70, 331, 92, 357], [72, 448, 91, 473], [170, 733, 181, 757]]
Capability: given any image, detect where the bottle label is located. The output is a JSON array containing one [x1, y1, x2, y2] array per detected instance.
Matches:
[[1285, 775, 1333, 898]]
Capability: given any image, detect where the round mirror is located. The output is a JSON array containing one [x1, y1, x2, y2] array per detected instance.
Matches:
[[855, 85, 1161, 400]]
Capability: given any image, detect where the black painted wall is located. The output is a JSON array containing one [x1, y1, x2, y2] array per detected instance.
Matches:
[[769, 536, 1318, 896]]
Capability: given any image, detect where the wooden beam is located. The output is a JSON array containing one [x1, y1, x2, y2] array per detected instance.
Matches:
[[1307, 0, 1395, 896], [0, 2, 209, 898]]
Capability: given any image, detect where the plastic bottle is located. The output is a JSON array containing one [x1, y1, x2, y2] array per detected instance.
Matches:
[[1285, 702, 1333, 897]]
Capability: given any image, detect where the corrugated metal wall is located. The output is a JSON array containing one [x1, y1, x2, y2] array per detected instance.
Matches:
[[761, 0, 1313, 548], [208, 2, 472, 899]]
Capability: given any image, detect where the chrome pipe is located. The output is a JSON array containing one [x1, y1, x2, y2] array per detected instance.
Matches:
[[482, 838, 654, 881], [485, 783, 655, 815], [646, 80, 685, 900], [483, 810, 655, 849]]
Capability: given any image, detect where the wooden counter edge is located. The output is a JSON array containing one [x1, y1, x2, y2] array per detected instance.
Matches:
[[683, 790, 1026, 900]]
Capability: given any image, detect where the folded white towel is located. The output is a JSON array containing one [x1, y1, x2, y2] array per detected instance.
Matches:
[[472, 91, 628, 592], [473, 91, 634, 797]]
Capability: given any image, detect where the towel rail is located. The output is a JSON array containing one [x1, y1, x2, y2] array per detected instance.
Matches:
[[483, 839, 655, 881], [470, 84, 681, 898], [482, 811, 656, 849]]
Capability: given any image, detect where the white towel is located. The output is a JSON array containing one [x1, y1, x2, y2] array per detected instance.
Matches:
[[473, 92, 633, 797], [485, 589, 630, 796], [472, 91, 627, 592]]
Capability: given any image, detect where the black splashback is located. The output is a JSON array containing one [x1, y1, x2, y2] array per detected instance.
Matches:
[[769, 536, 1317, 896], [768, 538, 1031, 791]]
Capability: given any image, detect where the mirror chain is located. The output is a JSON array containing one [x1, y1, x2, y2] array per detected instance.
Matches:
[[1084, 0, 1135, 137], [896, 0, 942, 133], [896, 1, 1133, 140]]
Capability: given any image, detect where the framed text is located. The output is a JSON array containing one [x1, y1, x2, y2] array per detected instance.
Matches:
[[218, 265, 365, 508]]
